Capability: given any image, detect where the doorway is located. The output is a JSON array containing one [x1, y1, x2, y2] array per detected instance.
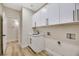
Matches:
[[0, 16, 3, 55], [7, 17, 19, 42]]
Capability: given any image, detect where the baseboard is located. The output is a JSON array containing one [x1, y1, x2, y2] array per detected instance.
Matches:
[[21, 44, 28, 48], [45, 48, 61, 56], [28, 46, 36, 54]]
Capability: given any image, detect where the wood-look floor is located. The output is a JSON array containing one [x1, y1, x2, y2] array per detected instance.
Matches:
[[4, 41, 48, 56]]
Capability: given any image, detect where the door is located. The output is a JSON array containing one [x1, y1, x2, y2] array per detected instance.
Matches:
[[0, 16, 3, 55]]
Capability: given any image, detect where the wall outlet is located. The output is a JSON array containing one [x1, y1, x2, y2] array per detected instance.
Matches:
[[66, 33, 76, 40]]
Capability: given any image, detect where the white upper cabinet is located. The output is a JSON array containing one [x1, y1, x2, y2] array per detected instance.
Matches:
[[37, 8, 47, 27], [32, 5, 47, 27], [32, 14, 37, 27], [32, 3, 79, 27], [59, 3, 75, 23], [75, 3, 79, 21], [47, 3, 60, 25]]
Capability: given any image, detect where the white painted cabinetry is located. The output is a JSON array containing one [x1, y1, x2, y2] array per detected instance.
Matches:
[[59, 3, 75, 23], [75, 3, 79, 21], [47, 3, 76, 24], [32, 6, 47, 27], [36, 10, 47, 27], [47, 3, 60, 25], [45, 38, 79, 56], [32, 14, 37, 27], [32, 3, 79, 27], [30, 36, 45, 52]]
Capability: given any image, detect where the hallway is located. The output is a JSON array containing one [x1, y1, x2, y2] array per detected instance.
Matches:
[[5, 40, 48, 56]]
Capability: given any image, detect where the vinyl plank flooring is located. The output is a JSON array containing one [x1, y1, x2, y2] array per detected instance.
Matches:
[[5, 41, 48, 56]]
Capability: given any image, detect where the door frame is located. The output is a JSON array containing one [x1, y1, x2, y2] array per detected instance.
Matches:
[[0, 15, 3, 55]]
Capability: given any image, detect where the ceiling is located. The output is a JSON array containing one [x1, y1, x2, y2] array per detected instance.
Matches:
[[3, 3, 46, 12]]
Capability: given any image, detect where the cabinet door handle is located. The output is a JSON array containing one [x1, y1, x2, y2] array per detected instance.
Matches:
[[73, 10, 75, 21], [77, 9, 79, 21], [30, 38, 32, 44]]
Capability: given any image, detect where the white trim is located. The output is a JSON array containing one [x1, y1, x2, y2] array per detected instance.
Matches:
[[45, 48, 62, 56]]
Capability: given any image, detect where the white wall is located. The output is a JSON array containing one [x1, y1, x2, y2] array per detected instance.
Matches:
[[36, 24, 79, 56], [0, 4, 2, 15], [22, 8, 34, 48]]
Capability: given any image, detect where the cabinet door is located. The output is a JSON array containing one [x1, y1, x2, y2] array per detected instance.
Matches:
[[32, 5, 48, 27], [32, 11, 40, 27], [35, 11, 42, 27], [30, 36, 45, 52], [36, 7, 47, 27], [60, 3, 75, 23], [32, 14, 37, 27], [47, 3, 60, 25], [75, 3, 79, 21]]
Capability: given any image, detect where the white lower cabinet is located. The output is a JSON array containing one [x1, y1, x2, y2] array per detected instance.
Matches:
[[45, 38, 79, 56], [30, 36, 45, 52]]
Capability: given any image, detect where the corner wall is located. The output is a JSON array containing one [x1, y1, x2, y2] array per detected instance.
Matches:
[[21, 8, 34, 48]]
